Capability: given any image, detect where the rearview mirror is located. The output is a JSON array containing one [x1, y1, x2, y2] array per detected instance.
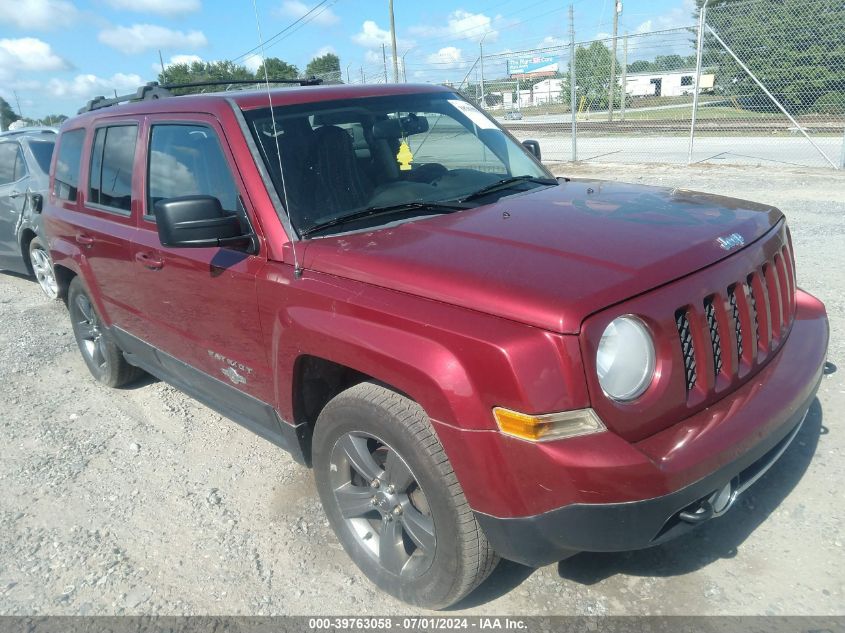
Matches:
[[522, 140, 542, 161], [154, 195, 254, 250]]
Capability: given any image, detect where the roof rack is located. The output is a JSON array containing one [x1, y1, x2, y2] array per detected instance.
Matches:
[[78, 77, 324, 114]]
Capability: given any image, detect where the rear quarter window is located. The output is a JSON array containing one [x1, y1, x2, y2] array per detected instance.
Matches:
[[53, 129, 86, 202], [29, 140, 55, 175]]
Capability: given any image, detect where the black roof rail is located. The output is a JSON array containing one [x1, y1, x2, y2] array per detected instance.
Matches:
[[78, 77, 324, 114]]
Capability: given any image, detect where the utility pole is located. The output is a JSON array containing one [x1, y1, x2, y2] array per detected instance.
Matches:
[[570, 3, 577, 162], [361, 67, 365, 84], [13, 91, 22, 119], [608, 0, 621, 122], [620, 33, 628, 121], [388, 0, 399, 83], [158, 49, 166, 81], [382, 43, 388, 83], [479, 33, 488, 109]]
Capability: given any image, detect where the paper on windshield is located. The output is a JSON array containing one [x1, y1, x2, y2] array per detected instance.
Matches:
[[448, 99, 498, 130]]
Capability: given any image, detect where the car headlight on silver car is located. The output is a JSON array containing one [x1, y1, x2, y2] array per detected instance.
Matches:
[[596, 316, 656, 401]]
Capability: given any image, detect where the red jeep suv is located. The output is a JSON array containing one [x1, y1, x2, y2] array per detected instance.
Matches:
[[43, 81, 828, 608]]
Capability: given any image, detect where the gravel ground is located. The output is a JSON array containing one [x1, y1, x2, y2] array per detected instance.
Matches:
[[0, 162, 843, 616]]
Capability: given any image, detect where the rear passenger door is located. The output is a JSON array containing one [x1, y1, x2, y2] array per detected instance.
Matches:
[[128, 117, 275, 405], [69, 122, 141, 326], [0, 141, 28, 273]]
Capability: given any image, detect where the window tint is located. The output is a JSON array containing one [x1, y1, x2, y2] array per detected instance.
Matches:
[[147, 124, 240, 215], [89, 125, 137, 212], [28, 140, 55, 174], [54, 129, 85, 202], [0, 143, 20, 186], [13, 146, 27, 181]]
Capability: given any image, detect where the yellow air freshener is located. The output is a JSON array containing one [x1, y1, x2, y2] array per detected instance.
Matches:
[[397, 140, 414, 171]]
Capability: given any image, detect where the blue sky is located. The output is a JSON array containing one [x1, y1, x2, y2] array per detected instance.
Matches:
[[0, 0, 696, 119]]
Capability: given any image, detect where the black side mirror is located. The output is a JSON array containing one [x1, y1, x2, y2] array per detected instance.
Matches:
[[522, 140, 542, 161], [154, 195, 254, 250], [29, 193, 43, 214]]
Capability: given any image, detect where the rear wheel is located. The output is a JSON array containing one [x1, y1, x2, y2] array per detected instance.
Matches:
[[313, 382, 498, 609], [68, 277, 144, 388], [28, 237, 58, 300]]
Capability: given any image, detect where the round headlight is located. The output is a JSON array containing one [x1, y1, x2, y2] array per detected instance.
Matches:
[[596, 316, 656, 401]]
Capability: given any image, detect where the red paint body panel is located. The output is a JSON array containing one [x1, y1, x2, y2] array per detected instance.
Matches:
[[303, 180, 781, 334], [43, 84, 829, 528], [434, 290, 827, 517]]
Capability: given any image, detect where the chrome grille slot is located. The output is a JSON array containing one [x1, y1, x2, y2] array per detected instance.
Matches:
[[675, 309, 697, 392], [703, 296, 723, 377], [728, 285, 743, 360]]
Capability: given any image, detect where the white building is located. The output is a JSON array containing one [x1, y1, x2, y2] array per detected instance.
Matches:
[[625, 69, 715, 98]]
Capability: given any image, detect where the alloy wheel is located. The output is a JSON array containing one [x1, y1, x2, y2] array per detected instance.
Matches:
[[330, 431, 436, 579], [30, 247, 58, 300], [74, 295, 108, 369]]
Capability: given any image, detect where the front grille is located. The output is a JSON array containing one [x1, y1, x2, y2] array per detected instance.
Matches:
[[675, 309, 697, 391], [703, 297, 723, 377], [674, 244, 796, 396]]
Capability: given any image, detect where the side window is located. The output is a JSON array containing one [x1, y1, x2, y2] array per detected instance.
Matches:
[[54, 129, 86, 202], [13, 146, 27, 181], [0, 143, 18, 186], [147, 124, 240, 217], [89, 125, 137, 212]]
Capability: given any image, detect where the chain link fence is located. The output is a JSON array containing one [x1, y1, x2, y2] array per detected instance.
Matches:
[[440, 0, 845, 170]]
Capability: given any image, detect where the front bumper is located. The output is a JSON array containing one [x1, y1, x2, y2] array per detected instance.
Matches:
[[472, 290, 828, 567]]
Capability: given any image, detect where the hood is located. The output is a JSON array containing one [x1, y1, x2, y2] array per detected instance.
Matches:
[[302, 179, 783, 334]]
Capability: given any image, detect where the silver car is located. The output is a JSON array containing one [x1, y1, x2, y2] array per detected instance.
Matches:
[[0, 128, 58, 299]]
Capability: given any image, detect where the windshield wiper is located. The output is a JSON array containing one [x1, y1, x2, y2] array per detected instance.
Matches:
[[300, 201, 470, 238], [458, 176, 558, 203]]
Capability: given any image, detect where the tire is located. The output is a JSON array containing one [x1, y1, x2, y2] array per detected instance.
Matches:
[[68, 277, 144, 388], [28, 237, 59, 300], [313, 382, 499, 609]]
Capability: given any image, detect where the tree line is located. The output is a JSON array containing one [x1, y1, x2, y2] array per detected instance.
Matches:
[[159, 53, 342, 94]]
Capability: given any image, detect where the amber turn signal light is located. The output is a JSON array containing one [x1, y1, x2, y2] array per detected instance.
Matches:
[[493, 407, 606, 442]]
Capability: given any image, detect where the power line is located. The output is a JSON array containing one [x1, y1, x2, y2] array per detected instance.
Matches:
[[230, 0, 335, 64]]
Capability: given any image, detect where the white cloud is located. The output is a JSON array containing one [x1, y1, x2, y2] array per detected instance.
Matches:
[[98, 24, 207, 55], [352, 20, 391, 48], [105, 0, 200, 15], [410, 10, 499, 44], [48, 72, 144, 99], [426, 46, 464, 67], [313, 45, 336, 58], [0, 38, 69, 81], [633, 0, 696, 34], [279, 0, 339, 26], [0, 0, 78, 30], [151, 53, 203, 74], [243, 54, 263, 73], [364, 49, 382, 65]]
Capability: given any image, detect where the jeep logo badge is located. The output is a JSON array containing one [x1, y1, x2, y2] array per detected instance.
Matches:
[[717, 233, 745, 251]]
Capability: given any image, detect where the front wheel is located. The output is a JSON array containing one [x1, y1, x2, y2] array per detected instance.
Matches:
[[313, 382, 498, 609], [28, 237, 58, 300]]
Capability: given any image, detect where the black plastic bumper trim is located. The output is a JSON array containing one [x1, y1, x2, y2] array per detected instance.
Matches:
[[475, 371, 821, 568]]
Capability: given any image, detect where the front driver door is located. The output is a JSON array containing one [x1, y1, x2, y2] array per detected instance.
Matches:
[[128, 116, 275, 406]]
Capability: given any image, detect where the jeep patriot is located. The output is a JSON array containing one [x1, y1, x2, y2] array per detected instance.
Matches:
[[43, 82, 829, 608]]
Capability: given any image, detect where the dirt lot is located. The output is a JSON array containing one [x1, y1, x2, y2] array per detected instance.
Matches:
[[0, 163, 843, 616]]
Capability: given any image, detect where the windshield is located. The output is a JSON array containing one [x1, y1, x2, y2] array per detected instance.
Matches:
[[244, 91, 551, 236]]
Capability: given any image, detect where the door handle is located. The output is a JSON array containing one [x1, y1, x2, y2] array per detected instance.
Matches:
[[135, 252, 164, 270], [75, 233, 94, 246], [9, 190, 23, 199]]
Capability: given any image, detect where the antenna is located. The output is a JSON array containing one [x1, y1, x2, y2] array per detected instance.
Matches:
[[251, 0, 302, 279]]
